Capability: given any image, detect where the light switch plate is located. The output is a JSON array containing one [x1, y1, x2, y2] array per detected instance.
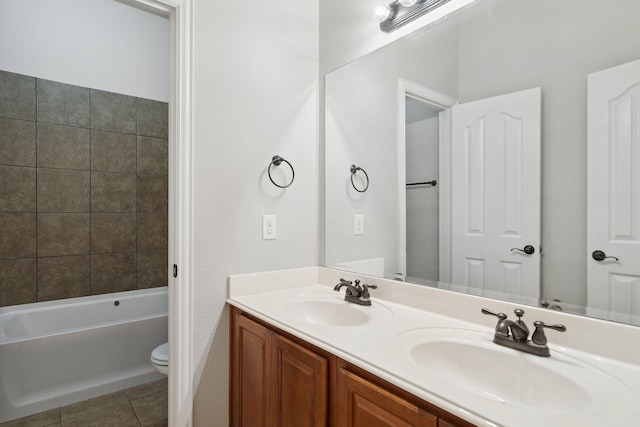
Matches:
[[263, 214, 277, 240], [354, 214, 364, 235]]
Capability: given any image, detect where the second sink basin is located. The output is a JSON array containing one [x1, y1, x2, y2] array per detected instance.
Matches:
[[278, 293, 392, 327], [393, 328, 637, 414]]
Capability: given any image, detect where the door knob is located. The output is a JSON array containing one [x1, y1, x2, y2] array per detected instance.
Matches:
[[511, 245, 535, 255], [592, 250, 619, 262]]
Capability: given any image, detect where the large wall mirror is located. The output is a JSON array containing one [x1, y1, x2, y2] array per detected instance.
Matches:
[[324, 0, 640, 325]]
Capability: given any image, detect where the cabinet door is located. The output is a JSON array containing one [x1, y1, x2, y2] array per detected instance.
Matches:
[[335, 368, 437, 427], [231, 312, 273, 427], [271, 335, 329, 427]]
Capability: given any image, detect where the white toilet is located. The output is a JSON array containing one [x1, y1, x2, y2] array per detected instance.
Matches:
[[151, 342, 168, 375]]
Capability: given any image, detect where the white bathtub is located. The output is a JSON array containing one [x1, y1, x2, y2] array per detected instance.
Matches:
[[0, 287, 168, 423]]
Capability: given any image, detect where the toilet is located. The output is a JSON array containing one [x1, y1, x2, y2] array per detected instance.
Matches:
[[151, 342, 168, 375]]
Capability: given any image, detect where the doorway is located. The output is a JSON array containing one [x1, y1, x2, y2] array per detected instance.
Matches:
[[405, 98, 442, 284], [397, 79, 456, 284]]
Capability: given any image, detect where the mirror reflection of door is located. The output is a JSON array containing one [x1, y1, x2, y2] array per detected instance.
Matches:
[[405, 98, 442, 285], [588, 59, 640, 325], [451, 88, 541, 302], [400, 84, 541, 300]]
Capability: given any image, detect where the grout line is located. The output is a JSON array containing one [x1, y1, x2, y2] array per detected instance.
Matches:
[[135, 98, 139, 291], [89, 87, 93, 297], [0, 115, 36, 123], [0, 114, 145, 138], [35, 78, 39, 303], [0, 164, 38, 170]]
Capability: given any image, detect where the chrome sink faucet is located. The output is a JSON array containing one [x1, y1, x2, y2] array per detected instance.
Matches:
[[482, 308, 566, 357], [333, 278, 377, 306]]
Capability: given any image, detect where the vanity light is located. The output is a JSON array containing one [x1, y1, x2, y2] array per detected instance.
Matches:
[[376, 0, 475, 33], [373, 2, 393, 22]]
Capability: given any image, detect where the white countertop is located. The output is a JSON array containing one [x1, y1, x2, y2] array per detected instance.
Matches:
[[227, 266, 640, 427]]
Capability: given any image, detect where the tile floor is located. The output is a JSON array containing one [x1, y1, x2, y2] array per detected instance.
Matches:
[[0, 378, 167, 427]]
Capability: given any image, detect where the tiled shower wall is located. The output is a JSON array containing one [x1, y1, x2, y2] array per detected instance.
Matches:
[[0, 70, 168, 307]]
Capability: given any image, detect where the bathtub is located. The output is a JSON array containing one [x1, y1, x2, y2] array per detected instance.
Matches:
[[0, 287, 168, 423]]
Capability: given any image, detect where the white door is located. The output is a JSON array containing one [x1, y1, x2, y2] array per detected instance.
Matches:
[[587, 59, 640, 325], [451, 88, 541, 301]]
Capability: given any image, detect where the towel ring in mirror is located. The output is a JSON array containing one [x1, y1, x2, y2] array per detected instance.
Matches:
[[268, 155, 295, 188], [350, 165, 369, 193]]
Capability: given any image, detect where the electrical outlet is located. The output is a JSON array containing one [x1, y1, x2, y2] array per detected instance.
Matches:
[[263, 215, 277, 240], [354, 214, 364, 235]]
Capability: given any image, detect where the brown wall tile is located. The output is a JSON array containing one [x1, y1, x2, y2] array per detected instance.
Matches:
[[37, 169, 90, 212], [37, 79, 90, 127], [137, 137, 167, 176], [91, 253, 136, 295], [37, 255, 91, 301], [0, 214, 36, 259], [91, 130, 136, 173], [0, 165, 36, 212], [37, 124, 90, 170], [0, 258, 36, 306], [137, 214, 167, 251], [137, 175, 168, 213], [0, 70, 36, 121], [0, 118, 36, 167], [91, 213, 136, 253], [137, 98, 168, 138], [1, 71, 170, 306], [38, 213, 90, 257], [91, 90, 137, 134], [137, 251, 167, 289], [91, 172, 136, 212]]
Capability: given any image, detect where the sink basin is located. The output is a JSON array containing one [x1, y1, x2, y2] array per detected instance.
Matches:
[[278, 294, 392, 326], [394, 328, 636, 414]]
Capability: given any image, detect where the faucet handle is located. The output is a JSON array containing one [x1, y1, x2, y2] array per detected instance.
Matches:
[[339, 278, 352, 285], [532, 321, 567, 346], [361, 283, 377, 300], [481, 308, 507, 320], [481, 308, 509, 337]]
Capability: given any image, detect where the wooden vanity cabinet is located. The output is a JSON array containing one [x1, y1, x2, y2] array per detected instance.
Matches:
[[231, 307, 330, 427], [335, 367, 437, 427], [230, 307, 474, 427], [334, 360, 473, 427]]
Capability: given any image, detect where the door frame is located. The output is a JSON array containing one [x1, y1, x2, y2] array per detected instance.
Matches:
[[397, 79, 457, 282], [124, 0, 194, 425]]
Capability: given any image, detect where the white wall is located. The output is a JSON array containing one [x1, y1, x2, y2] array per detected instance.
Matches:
[[191, 0, 319, 425], [0, 0, 169, 101]]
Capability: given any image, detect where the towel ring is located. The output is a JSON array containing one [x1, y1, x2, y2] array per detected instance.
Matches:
[[268, 155, 295, 188], [350, 165, 369, 193]]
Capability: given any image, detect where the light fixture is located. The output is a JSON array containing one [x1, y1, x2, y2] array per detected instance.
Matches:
[[373, 2, 393, 23], [376, 0, 462, 33]]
